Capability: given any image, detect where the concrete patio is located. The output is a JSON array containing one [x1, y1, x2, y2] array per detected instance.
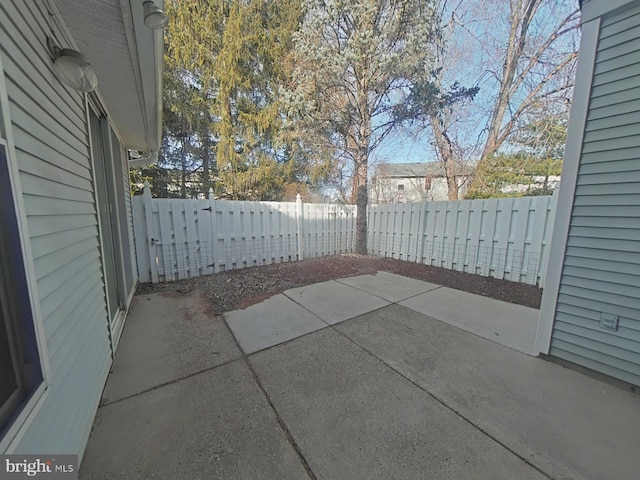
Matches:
[[80, 272, 640, 480]]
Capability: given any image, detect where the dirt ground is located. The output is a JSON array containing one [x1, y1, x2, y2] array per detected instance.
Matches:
[[136, 254, 543, 314]]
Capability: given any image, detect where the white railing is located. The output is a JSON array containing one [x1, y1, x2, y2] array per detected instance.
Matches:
[[132, 183, 357, 283], [367, 193, 558, 286]]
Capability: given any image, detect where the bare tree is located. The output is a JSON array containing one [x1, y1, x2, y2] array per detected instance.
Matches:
[[479, 1, 578, 158], [423, 0, 580, 198]]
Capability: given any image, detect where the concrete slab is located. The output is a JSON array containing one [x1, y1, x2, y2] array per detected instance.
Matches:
[[336, 305, 640, 480], [225, 294, 328, 354], [336, 271, 440, 302], [284, 280, 389, 325], [400, 286, 539, 354], [102, 291, 242, 404], [250, 328, 546, 480], [81, 361, 310, 480]]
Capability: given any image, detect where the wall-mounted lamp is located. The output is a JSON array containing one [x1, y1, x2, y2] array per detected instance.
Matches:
[[143, 1, 169, 30], [128, 150, 159, 167], [46, 37, 97, 93]]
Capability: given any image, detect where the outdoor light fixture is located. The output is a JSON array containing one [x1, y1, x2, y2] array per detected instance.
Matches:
[[143, 0, 169, 30], [46, 37, 97, 92]]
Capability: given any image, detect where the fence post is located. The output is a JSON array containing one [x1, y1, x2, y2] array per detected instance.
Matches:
[[142, 181, 159, 283], [207, 187, 219, 273], [538, 189, 559, 287], [296, 194, 304, 261], [415, 195, 428, 264]]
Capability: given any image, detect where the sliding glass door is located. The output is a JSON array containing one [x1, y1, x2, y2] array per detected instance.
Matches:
[[88, 107, 126, 347]]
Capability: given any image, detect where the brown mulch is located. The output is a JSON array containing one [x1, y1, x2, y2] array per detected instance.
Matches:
[[136, 255, 542, 314]]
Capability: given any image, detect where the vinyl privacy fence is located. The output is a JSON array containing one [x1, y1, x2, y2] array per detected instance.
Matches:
[[368, 193, 558, 285], [133, 183, 557, 286], [133, 184, 357, 283]]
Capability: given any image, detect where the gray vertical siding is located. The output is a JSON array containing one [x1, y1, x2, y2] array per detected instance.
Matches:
[[551, 4, 640, 386], [0, 0, 112, 455]]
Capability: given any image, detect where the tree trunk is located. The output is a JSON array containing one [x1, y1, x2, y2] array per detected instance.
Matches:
[[430, 115, 459, 200], [355, 183, 368, 255], [444, 163, 459, 201], [202, 135, 210, 195], [353, 154, 369, 255], [350, 175, 362, 204], [180, 136, 187, 199]]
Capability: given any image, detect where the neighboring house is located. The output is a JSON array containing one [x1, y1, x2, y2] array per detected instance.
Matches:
[[500, 175, 561, 195], [536, 0, 640, 387], [0, 0, 164, 459], [371, 162, 562, 203], [370, 162, 472, 203]]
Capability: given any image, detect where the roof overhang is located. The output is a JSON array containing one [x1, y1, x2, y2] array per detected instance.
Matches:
[[579, 0, 636, 23], [55, 0, 164, 161]]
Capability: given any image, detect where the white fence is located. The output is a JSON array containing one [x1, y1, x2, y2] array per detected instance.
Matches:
[[368, 193, 558, 285], [133, 183, 357, 283], [133, 182, 557, 286]]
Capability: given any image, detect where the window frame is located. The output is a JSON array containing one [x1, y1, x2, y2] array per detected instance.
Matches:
[[0, 62, 50, 452], [0, 279, 24, 430]]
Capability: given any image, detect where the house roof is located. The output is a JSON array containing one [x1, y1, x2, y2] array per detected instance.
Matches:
[[374, 162, 472, 178], [56, 0, 163, 157]]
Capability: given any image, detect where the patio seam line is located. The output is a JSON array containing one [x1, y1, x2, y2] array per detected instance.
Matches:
[[330, 325, 556, 480], [281, 285, 444, 333], [220, 314, 318, 480], [333, 277, 444, 303], [281, 292, 394, 328], [99, 356, 244, 408], [260, 291, 429, 358], [244, 358, 318, 480]]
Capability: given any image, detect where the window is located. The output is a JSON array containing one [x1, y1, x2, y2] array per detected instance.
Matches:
[[0, 302, 20, 427], [424, 175, 432, 192], [0, 141, 43, 441], [397, 184, 404, 191]]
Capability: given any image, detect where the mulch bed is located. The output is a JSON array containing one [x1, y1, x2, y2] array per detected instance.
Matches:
[[136, 254, 542, 314]]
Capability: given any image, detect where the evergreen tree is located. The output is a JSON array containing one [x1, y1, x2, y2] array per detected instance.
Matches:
[[283, 0, 441, 253], [163, 0, 310, 200]]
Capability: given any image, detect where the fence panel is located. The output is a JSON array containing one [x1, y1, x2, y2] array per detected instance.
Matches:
[[367, 192, 556, 286], [133, 187, 357, 283]]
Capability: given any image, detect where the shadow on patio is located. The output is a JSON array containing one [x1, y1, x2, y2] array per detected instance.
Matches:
[[80, 272, 639, 480]]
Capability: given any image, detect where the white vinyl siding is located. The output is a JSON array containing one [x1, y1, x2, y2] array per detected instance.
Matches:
[[0, 0, 112, 455], [550, 3, 640, 386]]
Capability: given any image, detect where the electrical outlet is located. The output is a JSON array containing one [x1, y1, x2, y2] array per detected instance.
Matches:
[[600, 313, 619, 331]]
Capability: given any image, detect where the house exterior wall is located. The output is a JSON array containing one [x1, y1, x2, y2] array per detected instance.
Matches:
[[371, 176, 427, 203], [371, 176, 469, 203], [0, 0, 135, 456], [547, 1, 640, 386]]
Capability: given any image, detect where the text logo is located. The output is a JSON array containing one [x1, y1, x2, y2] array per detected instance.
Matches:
[[0, 456, 77, 479]]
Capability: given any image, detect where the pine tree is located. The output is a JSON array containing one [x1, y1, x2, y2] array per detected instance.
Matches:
[[164, 0, 309, 200], [283, 0, 441, 253]]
